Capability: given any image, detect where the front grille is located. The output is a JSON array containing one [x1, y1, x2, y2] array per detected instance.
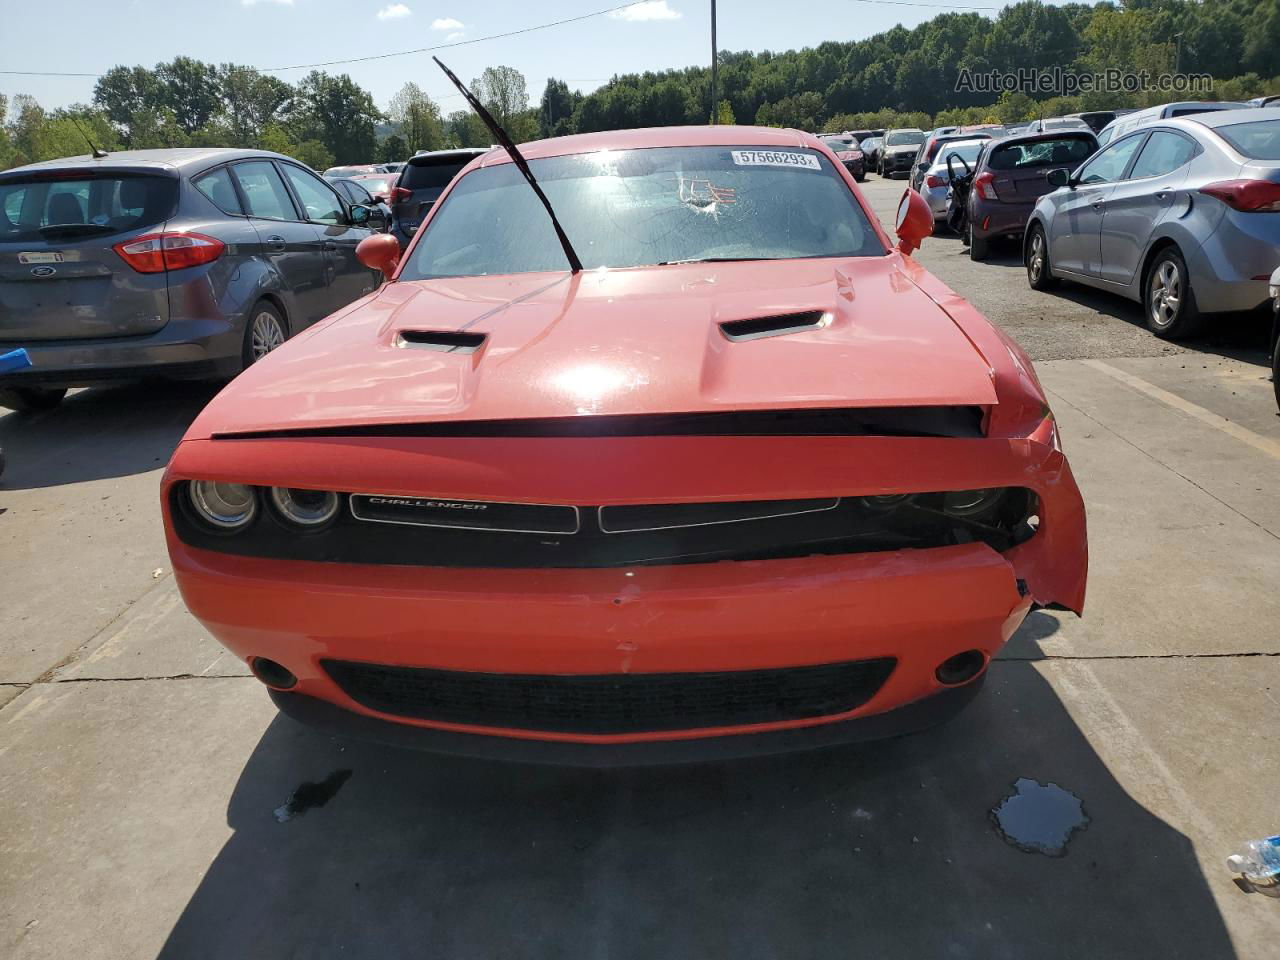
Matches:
[[322, 657, 897, 733]]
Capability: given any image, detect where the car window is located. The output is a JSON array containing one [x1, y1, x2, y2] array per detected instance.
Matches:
[[933, 141, 984, 169], [0, 173, 177, 242], [1077, 135, 1145, 185], [1128, 131, 1197, 179], [1214, 119, 1280, 160], [233, 161, 297, 220], [282, 165, 345, 224], [193, 166, 243, 215], [400, 145, 884, 279], [988, 136, 1095, 171], [346, 182, 374, 204]]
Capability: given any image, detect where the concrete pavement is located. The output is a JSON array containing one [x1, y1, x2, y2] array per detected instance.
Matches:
[[1, 175, 1278, 958]]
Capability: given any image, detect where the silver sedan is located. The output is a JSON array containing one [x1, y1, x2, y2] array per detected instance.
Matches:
[[914, 139, 988, 222], [1025, 108, 1280, 339]]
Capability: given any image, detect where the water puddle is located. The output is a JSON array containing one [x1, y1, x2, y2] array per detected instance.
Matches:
[[991, 777, 1089, 856], [273, 769, 353, 823]]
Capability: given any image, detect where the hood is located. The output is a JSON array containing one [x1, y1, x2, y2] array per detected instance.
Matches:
[[188, 257, 998, 439]]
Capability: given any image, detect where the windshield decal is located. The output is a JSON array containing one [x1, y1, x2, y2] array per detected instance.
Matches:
[[730, 150, 820, 171]]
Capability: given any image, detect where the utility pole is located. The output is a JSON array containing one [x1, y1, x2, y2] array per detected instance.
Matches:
[[1172, 32, 1183, 73], [710, 0, 718, 124]]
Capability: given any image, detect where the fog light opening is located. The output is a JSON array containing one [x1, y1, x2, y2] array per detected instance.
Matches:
[[250, 657, 297, 690], [935, 649, 986, 686]]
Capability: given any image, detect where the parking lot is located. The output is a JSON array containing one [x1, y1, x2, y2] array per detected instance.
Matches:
[[1, 170, 1278, 958]]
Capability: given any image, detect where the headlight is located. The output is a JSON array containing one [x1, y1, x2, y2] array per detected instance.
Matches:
[[270, 487, 340, 528], [942, 488, 1004, 517], [189, 481, 257, 531]]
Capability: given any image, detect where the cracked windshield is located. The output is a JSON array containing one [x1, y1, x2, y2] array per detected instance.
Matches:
[[401, 146, 882, 277]]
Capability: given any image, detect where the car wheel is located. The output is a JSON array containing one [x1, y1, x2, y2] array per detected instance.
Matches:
[[0, 386, 67, 413], [968, 221, 989, 261], [242, 302, 289, 369], [1145, 247, 1204, 340], [855, 172, 865, 183], [1025, 224, 1057, 291]]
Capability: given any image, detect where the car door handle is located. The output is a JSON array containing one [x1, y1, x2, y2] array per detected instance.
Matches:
[[1155, 191, 1170, 200], [1090, 197, 1105, 208], [322, 241, 337, 251], [266, 235, 286, 252]]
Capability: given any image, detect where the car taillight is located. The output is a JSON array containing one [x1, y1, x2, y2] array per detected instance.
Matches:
[[925, 174, 945, 188], [1199, 179, 1280, 212], [975, 172, 999, 201], [113, 232, 225, 273], [391, 187, 412, 204]]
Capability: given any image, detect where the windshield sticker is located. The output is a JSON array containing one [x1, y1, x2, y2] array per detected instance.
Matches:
[[731, 150, 820, 171]]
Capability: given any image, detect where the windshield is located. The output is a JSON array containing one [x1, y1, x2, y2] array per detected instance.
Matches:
[[399, 146, 883, 279], [1215, 119, 1280, 159], [988, 136, 1096, 170], [886, 131, 924, 147], [0, 173, 177, 244], [355, 176, 393, 195]]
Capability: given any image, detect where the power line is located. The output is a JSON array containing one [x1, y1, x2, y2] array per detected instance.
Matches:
[[0, 0, 1000, 80]]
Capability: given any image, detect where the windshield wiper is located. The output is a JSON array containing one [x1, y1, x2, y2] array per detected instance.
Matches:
[[433, 56, 583, 274], [657, 257, 780, 265], [38, 223, 114, 238]]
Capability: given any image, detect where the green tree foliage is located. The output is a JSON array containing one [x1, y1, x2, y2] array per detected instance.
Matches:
[[292, 72, 382, 164], [539, 79, 581, 138], [379, 133, 408, 163], [387, 82, 444, 153]]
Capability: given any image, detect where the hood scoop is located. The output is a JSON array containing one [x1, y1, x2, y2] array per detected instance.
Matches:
[[719, 310, 830, 342], [397, 330, 487, 354]]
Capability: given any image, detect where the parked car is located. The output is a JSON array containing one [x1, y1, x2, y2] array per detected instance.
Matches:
[[1096, 101, 1248, 147], [331, 176, 392, 229], [910, 131, 995, 190], [388, 148, 489, 249], [820, 135, 866, 181], [914, 138, 988, 222], [1025, 109, 1280, 338], [879, 128, 926, 177], [322, 164, 387, 180], [162, 126, 1086, 762], [1270, 265, 1280, 411], [1066, 110, 1123, 133], [1025, 117, 1091, 134], [966, 129, 1098, 260], [382, 161, 406, 173], [861, 136, 885, 169], [1249, 96, 1280, 108], [0, 148, 384, 411]]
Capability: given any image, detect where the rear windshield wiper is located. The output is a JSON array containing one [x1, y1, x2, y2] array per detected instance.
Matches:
[[38, 223, 115, 238], [656, 257, 781, 265]]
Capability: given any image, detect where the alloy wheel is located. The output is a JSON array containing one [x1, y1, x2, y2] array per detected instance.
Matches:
[[1149, 260, 1181, 329], [250, 311, 286, 360], [1028, 232, 1045, 283]]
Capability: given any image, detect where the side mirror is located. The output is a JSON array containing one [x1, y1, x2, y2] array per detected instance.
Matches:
[[1046, 168, 1071, 189], [916, 162, 929, 173], [356, 232, 400, 276], [894, 189, 933, 255], [349, 203, 372, 225]]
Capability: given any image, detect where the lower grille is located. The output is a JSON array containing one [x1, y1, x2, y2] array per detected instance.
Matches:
[[322, 657, 897, 734]]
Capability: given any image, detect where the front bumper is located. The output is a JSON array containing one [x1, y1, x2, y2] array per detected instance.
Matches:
[[883, 151, 917, 175], [165, 430, 1086, 759], [0, 314, 242, 388]]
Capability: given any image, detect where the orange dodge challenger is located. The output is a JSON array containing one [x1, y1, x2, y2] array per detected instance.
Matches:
[[163, 126, 1086, 765]]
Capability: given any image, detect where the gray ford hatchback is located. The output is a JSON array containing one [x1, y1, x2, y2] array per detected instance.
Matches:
[[0, 148, 383, 411]]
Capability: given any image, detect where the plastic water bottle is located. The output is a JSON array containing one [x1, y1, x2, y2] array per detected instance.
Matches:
[[1226, 836, 1280, 881]]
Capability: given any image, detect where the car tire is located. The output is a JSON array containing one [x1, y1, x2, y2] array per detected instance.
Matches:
[[1145, 247, 1205, 340], [855, 172, 866, 183], [968, 221, 989, 261], [1025, 223, 1057, 291], [0, 386, 67, 413], [241, 301, 289, 370]]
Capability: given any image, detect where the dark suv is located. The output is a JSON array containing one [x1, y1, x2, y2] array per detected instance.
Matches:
[[0, 148, 384, 411], [389, 148, 489, 249]]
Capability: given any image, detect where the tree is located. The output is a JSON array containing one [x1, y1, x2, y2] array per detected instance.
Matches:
[[258, 123, 334, 171], [713, 99, 735, 125], [379, 134, 409, 163], [471, 66, 529, 130], [93, 66, 165, 137], [218, 65, 293, 145], [444, 110, 488, 148], [156, 57, 222, 134], [293, 72, 382, 163], [538, 78, 580, 138], [755, 92, 824, 130], [387, 82, 444, 153]]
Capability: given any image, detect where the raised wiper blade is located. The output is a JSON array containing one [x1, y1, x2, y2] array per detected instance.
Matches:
[[38, 223, 113, 237], [657, 257, 780, 265]]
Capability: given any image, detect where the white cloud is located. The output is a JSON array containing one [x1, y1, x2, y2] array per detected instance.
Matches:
[[446, 31, 465, 42], [431, 17, 464, 30], [377, 3, 411, 18], [610, 0, 681, 21], [241, 0, 294, 6]]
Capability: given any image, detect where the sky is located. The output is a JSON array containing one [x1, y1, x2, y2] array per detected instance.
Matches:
[[0, 0, 1010, 115]]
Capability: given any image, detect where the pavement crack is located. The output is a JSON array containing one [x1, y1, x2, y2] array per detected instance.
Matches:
[[43, 674, 253, 684], [998, 652, 1280, 662], [1045, 386, 1280, 543]]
